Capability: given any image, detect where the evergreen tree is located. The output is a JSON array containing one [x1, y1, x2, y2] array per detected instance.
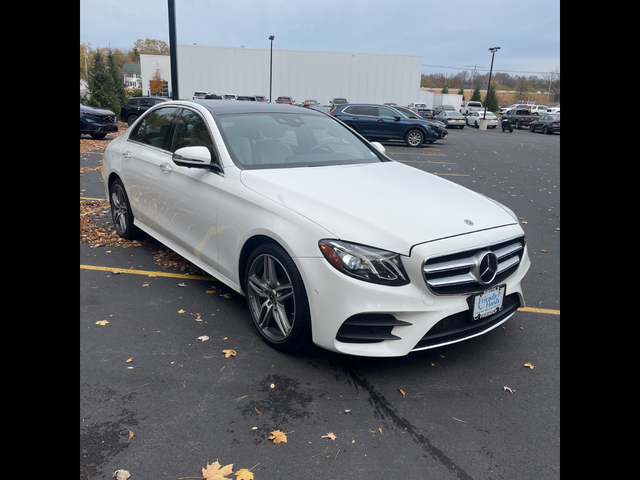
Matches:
[[441, 81, 449, 94], [484, 81, 499, 112], [107, 49, 128, 110], [470, 84, 481, 102], [458, 87, 465, 102], [86, 51, 117, 112]]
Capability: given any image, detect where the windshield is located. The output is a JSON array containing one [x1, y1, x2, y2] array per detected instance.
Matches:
[[217, 112, 386, 169]]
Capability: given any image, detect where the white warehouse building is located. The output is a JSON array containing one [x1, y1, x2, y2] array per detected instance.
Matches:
[[140, 45, 446, 108]]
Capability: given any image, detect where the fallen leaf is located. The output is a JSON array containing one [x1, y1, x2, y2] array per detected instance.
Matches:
[[112, 470, 131, 480], [269, 429, 287, 444], [270, 383, 275, 389], [125, 358, 133, 363], [220, 293, 231, 299], [524, 362, 534, 369], [398, 388, 406, 397], [378, 427, 382, 434], [95, 320, 110, 326], [206, 289, 217, 294], [223, 349, 236, 357], [197, 335, 210, 342], [202, 461, 234, 480], [178, 283, 187, 287], [178, 309, 186, 314], [503, 386, 516, 394], [322, 432, 337, 441], [540, 249, 548, 253], [235, 469, 254, 480], [128, 430, 134, 441]]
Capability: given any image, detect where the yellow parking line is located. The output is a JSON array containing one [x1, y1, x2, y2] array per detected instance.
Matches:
[[80, 264, 215, 281], [518, 306, 560, 315]]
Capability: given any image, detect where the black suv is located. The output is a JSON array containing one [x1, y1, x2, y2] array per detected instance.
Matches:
[[331, 103, 447, 147], [80, 103, 118, 139], [120, 97, 169, 125]]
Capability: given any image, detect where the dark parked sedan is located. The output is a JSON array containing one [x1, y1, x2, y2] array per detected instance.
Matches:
[[81, 103, 118, 139], [529, 113, 560, 134], [120, 97, 168, 125], [331, 103, 447, 147]]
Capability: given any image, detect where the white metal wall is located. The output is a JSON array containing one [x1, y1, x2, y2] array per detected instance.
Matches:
[[175, 45, 423, 106]]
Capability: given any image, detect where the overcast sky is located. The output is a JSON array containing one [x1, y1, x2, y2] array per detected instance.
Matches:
[[80, 0, 560, 78]]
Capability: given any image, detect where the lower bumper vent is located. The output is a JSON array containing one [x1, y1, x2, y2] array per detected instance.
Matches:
[[336, 314, 411, 344]]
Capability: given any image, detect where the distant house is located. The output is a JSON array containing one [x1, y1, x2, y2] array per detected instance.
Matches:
[[80, 78, 90, 98], [122, 63, 142, 89]]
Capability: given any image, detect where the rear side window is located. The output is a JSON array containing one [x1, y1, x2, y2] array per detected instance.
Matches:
[[128, 106, 179, 150], [344, 105, 377, 116]]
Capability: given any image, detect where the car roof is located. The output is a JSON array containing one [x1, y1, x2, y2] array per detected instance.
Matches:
[[178, 99, 324, 117]]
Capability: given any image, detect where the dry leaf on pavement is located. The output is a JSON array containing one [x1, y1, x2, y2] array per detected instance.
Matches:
[[524, 362, 534, 369], [197, 335, 210, 342], [112, 470, 130, 480], [202, 461, 234, 480], [269, 430, 287, 444], [322, 432, 337, 441], [234, 468, 254, 480], [223, 349, 236, 357]]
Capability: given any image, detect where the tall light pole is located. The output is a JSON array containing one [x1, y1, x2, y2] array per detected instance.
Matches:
[[269, 35, 275, 102], [483, 47, 500, 118]]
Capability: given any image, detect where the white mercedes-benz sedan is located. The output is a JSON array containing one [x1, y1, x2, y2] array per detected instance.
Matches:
[[102, 100, 530, 357]]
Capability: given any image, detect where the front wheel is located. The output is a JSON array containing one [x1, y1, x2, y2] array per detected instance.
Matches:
[[405, 129, 424, 147], [245, 244, 311, 352], [110, 178, 142, 240]]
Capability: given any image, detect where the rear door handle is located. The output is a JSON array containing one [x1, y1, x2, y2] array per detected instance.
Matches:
[[122, 151, 131, 159], [160, 163, 172, 173]]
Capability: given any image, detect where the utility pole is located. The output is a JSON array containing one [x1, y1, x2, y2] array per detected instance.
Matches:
[[483, 47, 500, 118], [168, 0, 179, 100]]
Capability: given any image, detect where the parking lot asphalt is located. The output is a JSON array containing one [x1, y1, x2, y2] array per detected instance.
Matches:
[[80, 125, 559, 480]]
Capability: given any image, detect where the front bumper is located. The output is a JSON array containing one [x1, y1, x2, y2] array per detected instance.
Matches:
[[298, 224, 530, 357]]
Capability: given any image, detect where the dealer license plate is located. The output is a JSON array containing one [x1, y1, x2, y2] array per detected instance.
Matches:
[[471, 285, 505, 320]]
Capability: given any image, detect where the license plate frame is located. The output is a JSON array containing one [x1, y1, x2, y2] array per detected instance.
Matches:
[[471, 285, 506, 321]]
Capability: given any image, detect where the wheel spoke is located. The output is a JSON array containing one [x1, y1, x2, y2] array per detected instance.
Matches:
[[273, 302, 292, 336]]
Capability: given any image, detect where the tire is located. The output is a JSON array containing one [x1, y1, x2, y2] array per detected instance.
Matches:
[[245, 243, 311, 352], [90, 133, 107, 139], [109, 178, 142, 240], [543, 126, 549, 134], [405, 129, 424, 147], [516, 120, 522, 129], [127, 114, 139, 126]]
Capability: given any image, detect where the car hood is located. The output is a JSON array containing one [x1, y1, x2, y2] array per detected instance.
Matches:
[[80, 104, 115, 116], [240, 161, 517, 255]]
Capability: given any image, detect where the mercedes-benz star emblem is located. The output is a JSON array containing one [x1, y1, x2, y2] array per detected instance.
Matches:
[[478, 252, 498, 284]]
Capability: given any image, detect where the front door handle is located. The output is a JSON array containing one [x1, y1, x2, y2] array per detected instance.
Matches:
[[122, 151, 131, 159], [160, 163, 172, 173]]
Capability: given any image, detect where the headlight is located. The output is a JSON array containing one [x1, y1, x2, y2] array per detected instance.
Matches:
[[319, 240, 409, 286]]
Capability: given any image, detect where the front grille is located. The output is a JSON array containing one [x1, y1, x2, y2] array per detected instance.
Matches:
[[412, 293, 521, 350], [423, 235, 525, 295], [100, 114, 116, 124]]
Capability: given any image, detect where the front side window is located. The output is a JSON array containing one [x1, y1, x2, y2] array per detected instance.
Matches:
[[377, 107, 399, 118], [128, 107, 179, 149], [171, 109, 215, 153]]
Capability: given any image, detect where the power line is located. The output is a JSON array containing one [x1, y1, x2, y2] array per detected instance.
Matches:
[[422, 64, 557, 75]]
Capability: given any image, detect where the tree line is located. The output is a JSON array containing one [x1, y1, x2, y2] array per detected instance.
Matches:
[[421, 69, 560, 99]]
